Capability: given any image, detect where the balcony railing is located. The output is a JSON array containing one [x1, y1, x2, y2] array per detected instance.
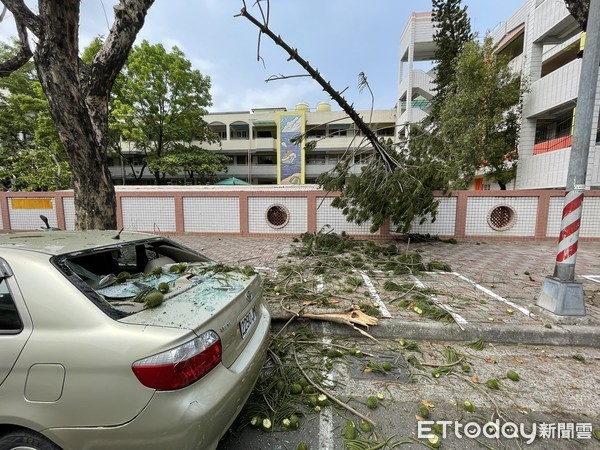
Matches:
[[533, 135, 572, 155]]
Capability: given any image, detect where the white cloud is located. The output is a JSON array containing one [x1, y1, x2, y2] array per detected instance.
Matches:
[[209, 78, 323, 112], [191, 57, 217, 73]]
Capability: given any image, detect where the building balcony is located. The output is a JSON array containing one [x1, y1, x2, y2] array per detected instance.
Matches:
[[398, 69, 434, 98], [397, 108, 428, 127], [202, 138, 276, 153], [532, 0, 578, 43], [523, 59, 581, 118], [399, 12, 435, 62]]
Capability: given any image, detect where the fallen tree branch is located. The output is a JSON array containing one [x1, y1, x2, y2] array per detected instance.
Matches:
[[300, 306, 379, 341], [301, 307, 379, 327], [235, 5, 398, 172], [292, 347, 376, 428]]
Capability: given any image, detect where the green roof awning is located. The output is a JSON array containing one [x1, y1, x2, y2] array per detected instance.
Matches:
[[215, 176, 251, 185]]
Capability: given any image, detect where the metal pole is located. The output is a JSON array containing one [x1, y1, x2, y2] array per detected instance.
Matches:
[[554, 0, 600, 281], [538, 0, 600, 315]]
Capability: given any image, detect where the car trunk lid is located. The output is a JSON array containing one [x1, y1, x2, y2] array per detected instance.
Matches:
[[116, 264, 264, 368]]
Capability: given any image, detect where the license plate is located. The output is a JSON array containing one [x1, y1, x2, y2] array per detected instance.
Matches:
[[239, 307, 257, 339]]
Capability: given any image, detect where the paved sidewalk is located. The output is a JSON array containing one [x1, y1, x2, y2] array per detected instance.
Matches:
[[173, 235, 600, 347]]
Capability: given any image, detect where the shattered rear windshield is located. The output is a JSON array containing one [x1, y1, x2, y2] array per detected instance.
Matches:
[[53, 238, 254, 318]]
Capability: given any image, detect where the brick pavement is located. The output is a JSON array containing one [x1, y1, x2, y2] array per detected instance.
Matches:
[[171, 235, 600, 346]]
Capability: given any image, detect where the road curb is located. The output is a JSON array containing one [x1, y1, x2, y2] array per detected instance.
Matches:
[[271, 317, 600, 348]]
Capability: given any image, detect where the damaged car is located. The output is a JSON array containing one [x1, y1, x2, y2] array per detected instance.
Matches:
[[0, 230, 270, 450]]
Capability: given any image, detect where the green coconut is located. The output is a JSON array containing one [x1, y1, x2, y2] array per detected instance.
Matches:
[[297, 377, 309, 388], [289, 414, 299, 429], [326, 348, 344, 358], [250, 416, 262, 428], [261, 418, 272, 431], [144, 291, 164, 308], [506, 370, 520, 381], [360, 421, 372, 433], [116, 271, 131, 282], [343, 420, 357, 439], [317, 394, 328, 406], [486, 378, 500, 390], [464, 401, 476, 412], [303, 385, 316, 395], [366, 396, 379, 410]]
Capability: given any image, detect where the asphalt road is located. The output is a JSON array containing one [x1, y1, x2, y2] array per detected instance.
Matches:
[[218, 322, 600, 450]]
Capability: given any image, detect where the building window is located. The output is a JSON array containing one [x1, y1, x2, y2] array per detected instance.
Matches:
[[257, 155, 276, 165], [354, 152, 372, 164], [236, 155, 248, 165], [377, 126, 395, 137], [307, 127, 326, 139], [329, 125, 350, 137], [233, 130, 248, 139], [307, 155, 326, 165], [256, 130, 273, 138]]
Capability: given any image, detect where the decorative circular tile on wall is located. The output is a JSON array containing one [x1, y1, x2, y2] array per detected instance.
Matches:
[[266, 204, 289, 229], [487, 205, 517, 231]]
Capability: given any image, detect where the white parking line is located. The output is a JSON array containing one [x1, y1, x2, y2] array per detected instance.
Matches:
[[581, 275, 600, 283], [358, 270, 392, 318], [316, 274, 324, 293], [318, 323, 334, 450], [450, 272, 534, 317], [410, 275, 468, 330]]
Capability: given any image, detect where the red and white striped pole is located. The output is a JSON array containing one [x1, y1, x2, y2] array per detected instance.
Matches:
[[553, 189, 584, 282], [538, 0, 600, 315]]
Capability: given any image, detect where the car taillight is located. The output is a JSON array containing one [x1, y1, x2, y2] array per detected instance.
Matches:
[[132, 330, 222, 391]]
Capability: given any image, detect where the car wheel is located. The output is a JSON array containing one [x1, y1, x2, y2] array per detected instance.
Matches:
[[0, 429, 60, 450]]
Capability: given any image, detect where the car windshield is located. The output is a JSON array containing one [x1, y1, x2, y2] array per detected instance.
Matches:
[[54, 239, 217, 318]]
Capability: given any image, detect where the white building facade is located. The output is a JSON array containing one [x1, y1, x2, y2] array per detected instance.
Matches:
[[109, 102, 396, 185], [494, 0, 600, 189], [396, 0, 599, 191]]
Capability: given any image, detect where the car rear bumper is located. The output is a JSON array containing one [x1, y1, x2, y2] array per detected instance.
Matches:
[[45, 303, 271, 450]]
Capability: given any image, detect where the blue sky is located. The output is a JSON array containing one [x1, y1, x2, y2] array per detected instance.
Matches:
[[1, 0, 527, 112]]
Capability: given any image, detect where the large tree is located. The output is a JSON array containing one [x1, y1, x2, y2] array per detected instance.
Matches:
[[0, 40, 70, 191], [0, 0, 154, 229], [149, 144, 230, 185], [429, 0, 474, 125], [111, 40, 217, 184], [564, 0, 589, 30], [437, 38, 522, 189]]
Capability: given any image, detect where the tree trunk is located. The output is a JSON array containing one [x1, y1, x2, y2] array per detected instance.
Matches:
[[34, 0, 116, 229], [2, 0, 154, 230]]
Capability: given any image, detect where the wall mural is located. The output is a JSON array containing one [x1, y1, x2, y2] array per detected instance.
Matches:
[[277, 111, 305, 184]]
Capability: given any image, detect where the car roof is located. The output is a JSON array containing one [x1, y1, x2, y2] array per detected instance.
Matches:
[[0, 230, 161, 256]]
